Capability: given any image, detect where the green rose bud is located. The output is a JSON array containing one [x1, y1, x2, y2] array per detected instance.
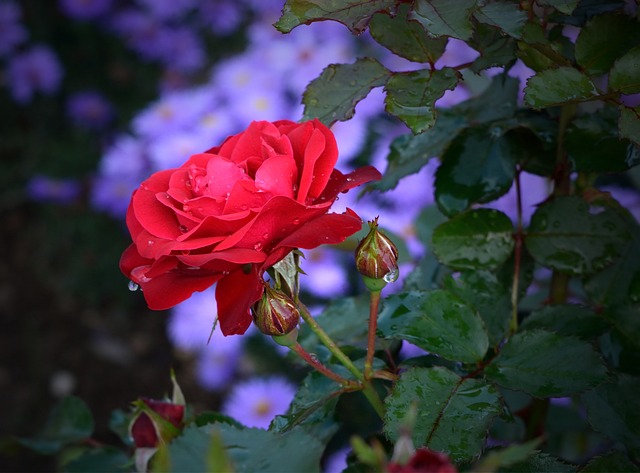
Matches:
[[355, 217, 399, 292], [252, 284, 300, 337]]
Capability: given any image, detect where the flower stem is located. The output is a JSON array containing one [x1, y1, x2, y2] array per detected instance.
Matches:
[[291, 342, 356, 387], [298, 302, 364, 382], [297, 302, 386, 419], [365, 290, 381, 379]]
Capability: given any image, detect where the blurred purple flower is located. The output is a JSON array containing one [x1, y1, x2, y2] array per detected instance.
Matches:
[[148, 131, 211, 171], [222, 377, 296, 429], [66, 90, 114, 130], [200, 0, 245, 35], [435, 38, 480, 68], [58, 0, 113, 20], [485, 172, 550, 225], [604, 185, 640, 223], [7, 45, 63, 103], [90, 173, 140, 218], [168, 287, 245, 390], [26, 175, 81, 204], [323, 447, 350, 473], [300, 247, 350, 299], [136, 0, 197, 20], [109, 9, 168, 61], [156, 27, 206, 72], [0, 2, 27, 57], [133, 87, 216, 138]]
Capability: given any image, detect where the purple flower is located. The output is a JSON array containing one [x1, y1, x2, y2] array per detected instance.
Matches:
[[136, 0, 197, 20], [7, 45, 63, 103], [0, 2, 27, 57], [156, 27, 206, 73], [109, 9, 167, 61], [222, 377, 296, 429], [300, 248, 350, 299], [58, 0, 113, 20], [26, 175, 81, 204], [90, 172, 141, 218], [66, 90, 114, 130], [200, 0, 245, 36]]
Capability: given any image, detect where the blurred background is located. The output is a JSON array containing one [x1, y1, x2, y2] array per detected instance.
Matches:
[[4, 1, 639, 471], [0, 1, 422, 470]]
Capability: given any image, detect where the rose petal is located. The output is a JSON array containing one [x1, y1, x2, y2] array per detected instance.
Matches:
[[315, 166, 382, 203], [215, 267, 263, 335], [177, 247, 266, 267], [140, 269, 219, 310], [275, 210, 363, 250], [254, 154, 298, 198], [204, 156, 250, 199]]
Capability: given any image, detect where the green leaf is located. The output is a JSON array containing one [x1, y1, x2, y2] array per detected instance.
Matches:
[[473, 1, 527, 39], [384, 367, 501, 462], [377, 289, 489, 363], [525, 196, 630, 275], [583, 374, 640, 457], [469, 24, 518, 72], [302, 58, 389, 127], [65, 447, 130, 473], [521, 304, 609, 339], [432, 209, 514, 270], [384, 68, 460, 134], [19, 396, 94, 455], [584, 225, 640, 306], [369, 5, 447, 64], [524, 67, 599, 108], [475, 438, 544, 472], [575, 13, 640, 76], [168, 424, 325, 473], [271, 371, 341, 433], [370, 113, 464, 191], [580, 450, 640, 472], [485, 330, 608, 397], [565, 111, 636, 173], [536, 0, 578, 15], [444, 270, 512, 347], [434, 126, 516, 215], [497, 452, 574, 472], [620, 106, 640, 146], [410, 0, 477, 40], [609, 46, 640, 94], [274, 0, 397, 34]]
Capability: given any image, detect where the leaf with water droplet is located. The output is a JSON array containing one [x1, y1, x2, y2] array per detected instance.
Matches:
[[526, 196, 631, 275], [302, 58, 390, 127], [378, 289, 489, 363], [485, 329, 608, 397], [384, 367, 500, 463], [434, 125, 516, 215], [432, 209, 514, 270], [384, 67, 460, 134]]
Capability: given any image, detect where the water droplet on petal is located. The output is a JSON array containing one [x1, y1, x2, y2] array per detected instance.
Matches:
[[254, 242, 263, 251], [179, 225, 188, 233], [147, 240, 154, 246], [262, 232, 269, 239], [128, 281, 139, 291], [292, 218, 300, 225], [383, 268, 399, 283]]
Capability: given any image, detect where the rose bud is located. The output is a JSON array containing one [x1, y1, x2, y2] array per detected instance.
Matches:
[[355, 217, 399, 292], [252, 284, 300, 342], [386, 448, 457, 473], [129, 398, 185, 448]]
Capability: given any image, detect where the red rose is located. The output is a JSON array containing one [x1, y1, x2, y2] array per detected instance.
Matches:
[[387, 448, 457, 473], [129, 398, 185, 448], [120, 119, 381, 335]]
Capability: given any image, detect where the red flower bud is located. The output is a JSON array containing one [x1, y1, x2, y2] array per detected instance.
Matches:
[[355, 217, 399, 291], [129, 398, 185, 448], [252, 285, 300, 337], [387, 448, 457, 473]]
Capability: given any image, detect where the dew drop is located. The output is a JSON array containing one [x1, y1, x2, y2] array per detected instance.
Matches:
[[383, 268, 399, 283], [241, 204, 248, 210], [147, 240, 154, 246], [309, 353, 319, 363], [262, 232, 270, 239], [254, 242, 263, 251], [292, 218, 300, 225], [128, 281, 139, 292], [179, 225, 188, 233]]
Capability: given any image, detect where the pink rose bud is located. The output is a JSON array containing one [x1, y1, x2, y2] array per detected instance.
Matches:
[[129, 398, 185, 448], [355, 217, 399, 292], [252, 284, 300, 338], [387, 448, 457, 473]]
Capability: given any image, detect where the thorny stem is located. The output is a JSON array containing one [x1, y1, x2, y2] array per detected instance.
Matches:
[[365, 290, 381, 380], [291, 342, 356, 387], [297, 302, 386, 419]]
